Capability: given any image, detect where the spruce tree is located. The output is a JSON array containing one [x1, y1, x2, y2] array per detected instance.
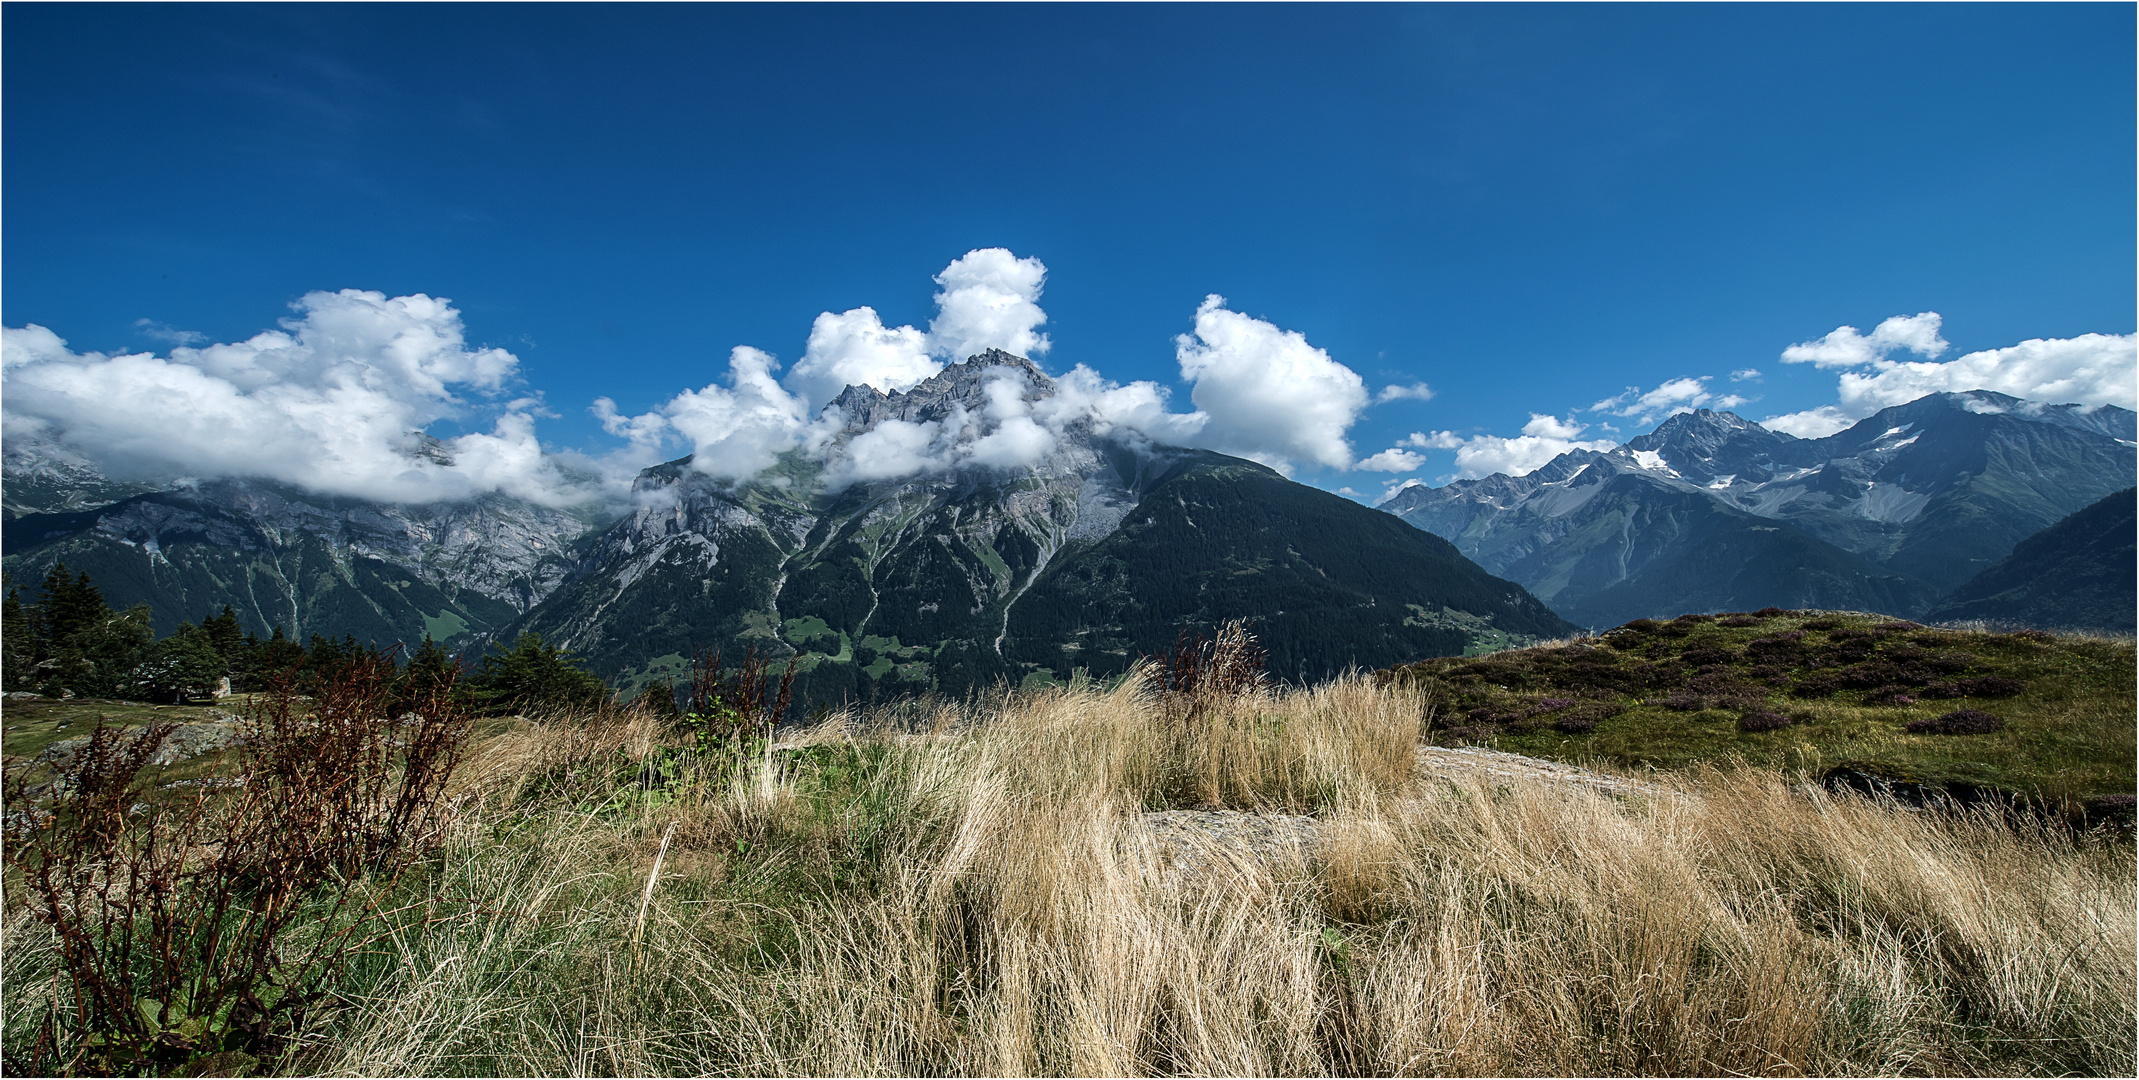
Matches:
[[141, 622, 226, 703], [396, 634, 464, 714], [201, 605, 245, 666], [254, 626, 307, 682], [468, 632, 606, 715], [38, 562, 108, 650], [2, 585, 39, 692]]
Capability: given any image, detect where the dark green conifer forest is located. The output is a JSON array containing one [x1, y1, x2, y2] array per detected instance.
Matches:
[[1, 565, 609, 714]]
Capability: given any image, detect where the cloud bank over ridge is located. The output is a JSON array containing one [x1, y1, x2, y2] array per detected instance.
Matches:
[[2, 289, 584, 505], [5, 249, 1414, 503], [1366, 311, 2132, 485], [1764, 313, 2136, 437], [7, 266, 2131, 505]]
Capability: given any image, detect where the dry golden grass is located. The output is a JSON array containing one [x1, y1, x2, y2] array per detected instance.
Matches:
[[6, 672, 2130, 1076]]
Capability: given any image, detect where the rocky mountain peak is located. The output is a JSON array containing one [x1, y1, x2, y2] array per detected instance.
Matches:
[[1625, 408, 1797, 485], [827, 350, 1056, 433]]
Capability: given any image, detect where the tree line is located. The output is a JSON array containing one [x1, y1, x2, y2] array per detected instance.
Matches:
[[2, 562, 608, 714]]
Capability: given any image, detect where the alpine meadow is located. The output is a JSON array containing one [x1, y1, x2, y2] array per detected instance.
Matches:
[[4, 6, 2134, 1078]]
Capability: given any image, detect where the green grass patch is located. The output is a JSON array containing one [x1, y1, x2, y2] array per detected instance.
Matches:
[[782, 615, 838, 647], [2, 697, 251, 760], [420, 608, 469, 643], [1385, 610, 2136, 807]]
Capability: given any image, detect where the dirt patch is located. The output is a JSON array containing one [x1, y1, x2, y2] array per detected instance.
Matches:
[[1413, 745, 1662, 798], [1136, 744, 1662, 884]]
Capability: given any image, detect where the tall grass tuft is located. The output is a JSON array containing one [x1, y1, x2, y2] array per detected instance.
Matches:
[[4, 644, 2130, 1076]]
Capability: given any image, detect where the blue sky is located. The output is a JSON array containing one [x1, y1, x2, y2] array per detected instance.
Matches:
[[5, 3, 2133, 501]]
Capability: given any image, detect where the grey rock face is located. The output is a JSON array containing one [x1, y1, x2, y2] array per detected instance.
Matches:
[[514, 352, 1163, 686], [4, 466, 605, 645], [2, 431, 161, 517], [508, 351, 1575, 699]]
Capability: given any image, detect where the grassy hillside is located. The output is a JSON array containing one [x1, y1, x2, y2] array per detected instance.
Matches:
[[1385, 609, 2136, 814], [5, 657, 2131, 1076]]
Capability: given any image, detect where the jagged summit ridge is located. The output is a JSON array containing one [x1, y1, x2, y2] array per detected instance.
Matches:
[[1378, 390, 2137, 625], [827, 350, 1053, 433]]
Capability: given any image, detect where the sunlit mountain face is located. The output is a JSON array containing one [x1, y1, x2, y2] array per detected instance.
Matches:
[[1381, 392, 2137, 629]]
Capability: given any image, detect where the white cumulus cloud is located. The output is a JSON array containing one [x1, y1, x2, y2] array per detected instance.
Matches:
[[5, 250, 1425, 500], [1175, 295, 1368, 473], [657, 347, 815, 481], [832, 419, 950, 484], [1375, 382, 1434, 403], [1764, 315, 2135, 437], [1, 289, 588, 505], [963, 369, 1058, 469], [1780, 312, 1948, 369], [1591, 376, 1717, 425], [1355, 448, 1426, 472], [928, 248, 1050, 363], [780, 306, 940, 411], [1414, 413, 1618, 480], [1036, 364, 1208, 447], [1761, 405, 1855, 439]]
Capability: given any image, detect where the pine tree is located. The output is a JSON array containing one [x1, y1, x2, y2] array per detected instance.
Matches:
[[25, 565, 149, 699], [2, 584, 40, 692], [467, 632, 606, 715], [140, 622, 226, 703], [201, 605, 245, 666], [38, 562, 109, 650], [395, 634, 464, 714], [252, 626, 308, 686]]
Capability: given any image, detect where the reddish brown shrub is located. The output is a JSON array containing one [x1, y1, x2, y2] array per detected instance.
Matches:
[[1738, 710, 1792, 732], [1907, 709, 2005, 735], [2, 649, 472, 1076]]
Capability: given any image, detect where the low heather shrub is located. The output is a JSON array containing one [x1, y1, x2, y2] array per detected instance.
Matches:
[[1907, 709, 2005, 735], [1862, 685, 1919, 707], [1737, 710, 1792, 733], [1922, 675, 2024, 699], [1746, 631, 1806, 656], [1679, 644, 1737, 667]]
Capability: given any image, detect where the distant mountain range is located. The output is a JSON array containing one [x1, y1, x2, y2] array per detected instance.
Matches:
[[2, 352, 1574, 698], [1, 451, 598, 645], [1380, 391, 2136, 629], [6, 366, 2126, 696]]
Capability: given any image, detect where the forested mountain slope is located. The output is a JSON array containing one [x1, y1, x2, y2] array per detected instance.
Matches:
[[1925, 487, 2135, 635], [506, 352, 1575, 699]]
